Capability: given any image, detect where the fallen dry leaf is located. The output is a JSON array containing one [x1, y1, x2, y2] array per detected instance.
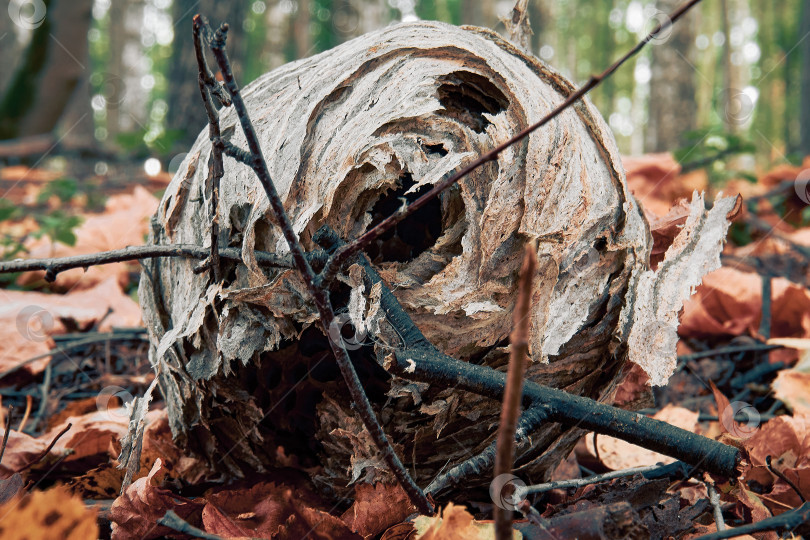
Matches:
[[0, 277, 142, 376], [342, 482, 415, 539], [622, 153, 708, 217], [0, 429, 49, 476], [771, 343, 810, 414], [646, 198, 692, 270], [109, 458, 202, 540], [680, 267, 810, 364], [413, 503, 521, 540], [743, 412, 810, 512], [0, 485, 98, 539], [17, 186, 159, 290]]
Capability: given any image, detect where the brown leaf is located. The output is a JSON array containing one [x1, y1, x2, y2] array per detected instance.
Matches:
[[0, 485, 98, 539], [0, 429, 49, 475], [0, 277, 142, 377], [18, 186, 159, 290], [341, 482, 415, 538], [646, 197, 692, 270], [109, 458, 203, 540], [0, 473, 24, 504], [413, 503, 511, 539]]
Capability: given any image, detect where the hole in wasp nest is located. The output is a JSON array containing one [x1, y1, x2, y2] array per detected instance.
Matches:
[[363, 171, 464, 266], [436, 71, 509, 132]]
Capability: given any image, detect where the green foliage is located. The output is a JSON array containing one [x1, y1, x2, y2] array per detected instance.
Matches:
[[32, 211, 82, 246], [116, 128, 186, 157], [674, 128, 757, 186]]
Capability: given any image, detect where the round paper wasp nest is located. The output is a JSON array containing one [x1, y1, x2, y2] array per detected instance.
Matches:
[[140, 20, 652, 498]]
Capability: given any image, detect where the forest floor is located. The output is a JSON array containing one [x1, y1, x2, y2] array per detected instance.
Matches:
[[0, 152, 808, 539]]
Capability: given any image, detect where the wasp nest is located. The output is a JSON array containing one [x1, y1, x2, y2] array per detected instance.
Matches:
[[139, 20, 733, 499]]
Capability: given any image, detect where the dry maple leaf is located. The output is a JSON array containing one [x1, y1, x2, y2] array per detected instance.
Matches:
[[0, 485, 97, 540]]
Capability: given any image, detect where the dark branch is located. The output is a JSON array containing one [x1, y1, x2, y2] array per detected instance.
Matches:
[[0, 244, 292, 281], [204, 20, 433, 514]]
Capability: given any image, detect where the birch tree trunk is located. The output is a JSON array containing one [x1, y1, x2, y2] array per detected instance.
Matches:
[[140, 21, 728, 499]]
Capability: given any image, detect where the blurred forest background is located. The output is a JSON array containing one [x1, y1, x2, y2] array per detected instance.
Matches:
[[1, 0, 809, 184]]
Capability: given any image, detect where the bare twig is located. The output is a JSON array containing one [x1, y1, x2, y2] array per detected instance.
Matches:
[[320, 0, 705, 285], [517, 463, 678, 497], [677, 343, 782, 362], [495, 242, 537, 540], [695, 501, 810, 540], [385, 350, 741, 478], [192, 16, 228, 282], [766, 455, 807, 503], [15, 422, 71, 473], [0, 244, 291, 281], [0, 405, 13, 467], [706, 480, 726, 532], [202, 18, 432, 514], [17, 396, 32, 433]]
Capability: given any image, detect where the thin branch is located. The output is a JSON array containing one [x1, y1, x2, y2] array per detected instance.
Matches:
[[0, 405, 13, 467], [15, 422, 71, 473], [694, 502, 810, 540], [767, 455, 807, 503], [0, 244, 292, 281], [202, 18, 432, 514], [677, 343, 782, 362], [319, 0, 705, 284], [495, 242, 537, 540], [706, 481, 726, 532], [517, 463, 679, 497]]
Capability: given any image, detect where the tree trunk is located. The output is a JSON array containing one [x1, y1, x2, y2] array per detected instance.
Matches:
[[165, 0, 249, 151], [800, 0, 810, 157], [0, 0, 93, 140], [645, 0, 698, 151], [140, 21, 730, 502]]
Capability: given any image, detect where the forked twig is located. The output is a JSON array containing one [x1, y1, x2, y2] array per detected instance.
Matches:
[[198, 17, 433, 514]]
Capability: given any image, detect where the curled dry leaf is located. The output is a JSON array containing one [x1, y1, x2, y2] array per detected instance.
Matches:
[[109, 458, 203, 540], [414, 503, 521, 540], [341, 482, 416, 538]]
